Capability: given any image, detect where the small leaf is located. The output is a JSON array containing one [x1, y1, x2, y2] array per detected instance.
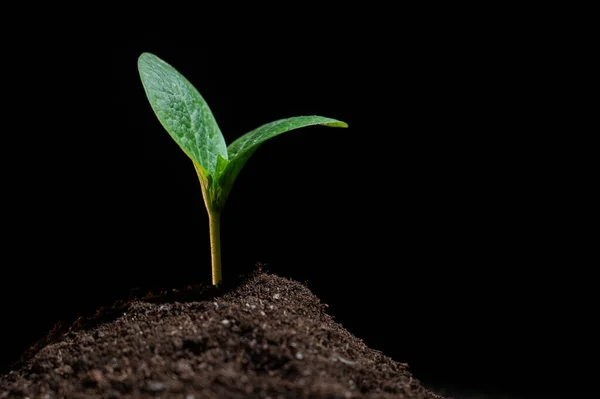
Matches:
[[212, 147, 259, 211], [211, 116, 347, 210], [209, 154, 230, 210], [214, 154, 230, 181], [138, 53, 227, 174], [227, 116, 348, 160]]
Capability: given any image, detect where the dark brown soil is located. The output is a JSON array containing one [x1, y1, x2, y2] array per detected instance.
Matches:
[[0, 272, 446, 398]]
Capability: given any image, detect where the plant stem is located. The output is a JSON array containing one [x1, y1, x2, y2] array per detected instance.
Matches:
[[208, 210, 222, 287]]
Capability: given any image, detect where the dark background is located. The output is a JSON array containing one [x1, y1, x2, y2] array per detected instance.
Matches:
[[1, 21, 595, 399]]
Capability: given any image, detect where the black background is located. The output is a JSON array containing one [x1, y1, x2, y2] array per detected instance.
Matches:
[[1, 17, 595, 399]]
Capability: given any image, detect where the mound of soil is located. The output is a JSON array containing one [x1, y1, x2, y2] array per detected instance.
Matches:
[[0, 272, 446, 398]]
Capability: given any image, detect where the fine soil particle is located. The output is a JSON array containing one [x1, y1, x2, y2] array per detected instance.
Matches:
[[0, 272, 446, 398]]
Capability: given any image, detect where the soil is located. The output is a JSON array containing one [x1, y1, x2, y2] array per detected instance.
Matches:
[[0, 271, 446, 399]]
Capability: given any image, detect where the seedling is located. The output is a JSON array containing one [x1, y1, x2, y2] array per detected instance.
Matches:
[[138, 53, 348, 287]]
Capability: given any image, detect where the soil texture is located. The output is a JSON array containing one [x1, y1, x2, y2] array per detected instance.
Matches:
[[1, 272, 446, 398]]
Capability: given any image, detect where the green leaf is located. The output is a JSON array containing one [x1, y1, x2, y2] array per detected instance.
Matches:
[[211, 116, 348, 210], [208, 154, 230, 209], [211, 147, 258, 211], [138, 52, 227, 174], [227, 116, 348, 160]]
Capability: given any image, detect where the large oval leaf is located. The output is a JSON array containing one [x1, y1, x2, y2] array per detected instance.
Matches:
[[138, 53, 227, 175]]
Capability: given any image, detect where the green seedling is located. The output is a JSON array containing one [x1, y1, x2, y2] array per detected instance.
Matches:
[[138, 53, 348, 287]]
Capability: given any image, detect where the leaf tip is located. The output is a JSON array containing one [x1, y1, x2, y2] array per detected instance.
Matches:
[[138, 52, 155, 60], [324, 120, 349, 128], [137, 52, 160, 70]]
